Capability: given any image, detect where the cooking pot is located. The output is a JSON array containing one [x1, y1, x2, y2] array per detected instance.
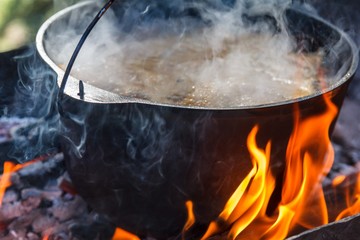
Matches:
[[36, 1, 358, 238]]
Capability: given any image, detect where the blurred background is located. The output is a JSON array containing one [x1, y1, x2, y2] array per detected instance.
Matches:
[[0, 0, 82, 52], [1, 0, 359, 52]]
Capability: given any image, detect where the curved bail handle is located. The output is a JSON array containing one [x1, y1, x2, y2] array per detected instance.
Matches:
[[57, 0, 116, 104]]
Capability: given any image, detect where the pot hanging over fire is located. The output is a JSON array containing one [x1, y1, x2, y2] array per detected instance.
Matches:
[[36, 1, 358, 238]]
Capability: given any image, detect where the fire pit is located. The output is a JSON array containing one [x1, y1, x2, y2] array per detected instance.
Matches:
[[34, 1, 358, 239]]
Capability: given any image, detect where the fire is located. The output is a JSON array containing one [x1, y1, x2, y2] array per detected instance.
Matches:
[[332, 175, 347, 187], [112, 227, 141, 240], [0, 155, 49, 206], [201, 125, 274, 239], [112, 200, 197, 240], [335, 173, 360, 221], [42, 235, 50, 240], [182, 200, 196, 238], [0, 162, 16, 207], [1, 96, 360, 239], [199, 91, 339, 239]]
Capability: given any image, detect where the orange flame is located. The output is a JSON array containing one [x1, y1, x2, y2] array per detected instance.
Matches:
[[182, 200, 195, 238], [200, 91, 338, 239], [265, 95, 337, 238], [112, 227, 140, 240], [0, 155, 51, 206], [332, 175, 346, 188], [201, 125, 275, 239], [42, 235, 50, 240], [336, 173, 360, 220], [0, 162, 16, 206]]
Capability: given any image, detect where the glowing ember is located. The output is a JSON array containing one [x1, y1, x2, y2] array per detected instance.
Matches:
[[332, 175, 347, 187], [0, 162, 16, 207], [0, 155, 49, 206]]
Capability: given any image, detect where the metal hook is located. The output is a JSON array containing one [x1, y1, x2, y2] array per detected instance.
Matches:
[[58, 0, 116, 102]]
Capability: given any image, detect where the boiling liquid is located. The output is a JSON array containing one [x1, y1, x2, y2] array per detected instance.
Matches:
[[63, 33, 324, 107]]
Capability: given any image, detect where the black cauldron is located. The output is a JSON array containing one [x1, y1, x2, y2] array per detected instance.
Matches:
[[36, 1, 358, 238]]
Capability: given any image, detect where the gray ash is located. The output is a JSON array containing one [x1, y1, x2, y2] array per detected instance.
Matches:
[[0, 153, 115, 240]]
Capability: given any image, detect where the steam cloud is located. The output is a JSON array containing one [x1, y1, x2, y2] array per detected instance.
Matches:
[[45, 0, 339, 108]]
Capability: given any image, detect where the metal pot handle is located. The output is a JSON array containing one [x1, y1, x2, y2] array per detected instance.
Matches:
[[58, 0, 116, 102]]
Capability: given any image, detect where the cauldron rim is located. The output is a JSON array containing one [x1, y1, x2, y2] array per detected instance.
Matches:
[[35, 0, 359, 110]]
